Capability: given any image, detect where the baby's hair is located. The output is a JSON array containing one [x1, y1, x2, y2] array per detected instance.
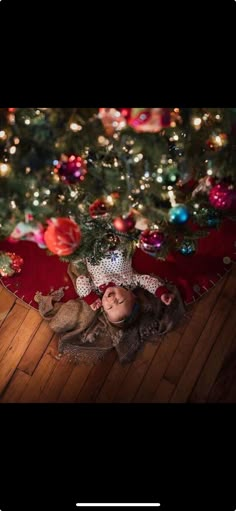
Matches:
[[107, 301, 141, 329]]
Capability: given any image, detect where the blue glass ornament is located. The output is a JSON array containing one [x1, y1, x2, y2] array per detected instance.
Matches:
[[168, 205, 189, 224]]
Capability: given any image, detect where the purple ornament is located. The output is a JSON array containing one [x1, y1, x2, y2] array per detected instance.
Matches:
[[139, 229, 165, 254], [56, 155, 87, 184]]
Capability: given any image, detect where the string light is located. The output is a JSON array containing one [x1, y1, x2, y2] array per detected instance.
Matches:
[[70, 123, 82, 132], [25, 119, 31, 125], [0, 163, 10, 176], [192, 117, 202, 129], [168, 190, 177, 207], [9, 146, 16, 154], [0, 130, 6, 140]]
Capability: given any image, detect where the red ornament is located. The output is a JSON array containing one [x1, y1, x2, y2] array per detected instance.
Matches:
[[209, 183, 235, 210], [89, 199, 108, 218], [113, 214, 135, 233], [139, 229, 165, 254], [55, 155, 87, 184], [44, 217, 81, 256]]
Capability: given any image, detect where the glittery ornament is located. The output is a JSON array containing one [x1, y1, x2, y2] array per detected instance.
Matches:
[[55, 155, 87, 184], [179, 240, 196, 255], [139, 229, 165, 255], [89, 199, 108, 218], [44, 217, 81, 256], [0, 251, 24, 277], [168, 205, 190, 224], [209, 183, 234, 210]]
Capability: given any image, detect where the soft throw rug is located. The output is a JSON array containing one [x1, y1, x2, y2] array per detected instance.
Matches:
[[0, 218, 236, 309]]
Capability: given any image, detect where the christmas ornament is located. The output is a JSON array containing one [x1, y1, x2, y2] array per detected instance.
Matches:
[[209, 183, 235, 210], [168, 205, 190, 224], [113, 214, 135, 233], [179, 240, 196, 255], [165, 165, 180, 185], [55, 155, 87, 184], [89, 198, 108, 218], [139, 229, 165, 255], [192, 176, 215, 197], [8, 221, 46, 248], [44, 217, 81, 256], [0, 251, 24, 277], [127, 108, 171, 133], [99, 108, 127, 136]]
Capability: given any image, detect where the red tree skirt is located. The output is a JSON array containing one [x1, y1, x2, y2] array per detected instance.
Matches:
[[0, 218, 236, 309]]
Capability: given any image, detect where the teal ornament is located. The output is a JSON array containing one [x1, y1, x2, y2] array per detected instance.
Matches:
[[168, 204, 189, 224], [180, 240, 196, 255]]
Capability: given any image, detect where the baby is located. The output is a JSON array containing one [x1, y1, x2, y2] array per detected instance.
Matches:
[[76, 246, 174, 326]]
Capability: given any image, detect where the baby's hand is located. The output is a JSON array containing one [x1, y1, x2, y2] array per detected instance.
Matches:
[[161, 292, 175, 306], [90, 298, 102, 311]]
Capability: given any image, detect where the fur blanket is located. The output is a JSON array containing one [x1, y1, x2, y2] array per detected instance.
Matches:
[[35, 262, 186, 364]]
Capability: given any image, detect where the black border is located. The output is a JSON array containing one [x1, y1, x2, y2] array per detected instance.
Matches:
[[1, 10, 236, 509]]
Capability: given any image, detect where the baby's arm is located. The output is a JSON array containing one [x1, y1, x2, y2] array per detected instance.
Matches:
[[76, 275, 101, 308], [133, 273, 174, 305]]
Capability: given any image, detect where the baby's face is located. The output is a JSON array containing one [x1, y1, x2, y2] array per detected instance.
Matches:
[[102, 286, 136, 323]]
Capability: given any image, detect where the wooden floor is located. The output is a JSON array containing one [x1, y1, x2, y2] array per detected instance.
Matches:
[[0, 265, 236, 403]]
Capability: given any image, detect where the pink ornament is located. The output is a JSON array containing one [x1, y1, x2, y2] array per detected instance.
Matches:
[[128, 108, 171, 133], [209, 183, 234, 210], [139, 229, 165, 254]]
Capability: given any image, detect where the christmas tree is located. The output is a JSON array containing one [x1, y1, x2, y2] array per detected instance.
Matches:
[[0, 107, 236, 264]]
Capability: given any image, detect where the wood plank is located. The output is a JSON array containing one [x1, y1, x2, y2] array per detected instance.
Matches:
[[39, 357, 76, 402], [164, 275, 228, 386], [19, 334, 60, 403], [113, 342, 160, 403], [0, 308, 42, 396], [0, 303, 29, 363], [96, 358, 131, 403], [207, 330, 236, 403], [189, 301, 236, 403], [170, 269, 236, 403], [57, 363, 93, 403], [133, 331, 181, 403], [0, 287, 16, 326], [0, 369, 31, 403], [18, 320, 54, 375], [16, 298, 30, 308], [76, 350, 116, 403], [152, 378, 175, 403]]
